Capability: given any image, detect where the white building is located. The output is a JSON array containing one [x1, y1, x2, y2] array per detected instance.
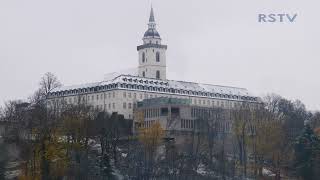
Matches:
[[48, 7, 260, 119]]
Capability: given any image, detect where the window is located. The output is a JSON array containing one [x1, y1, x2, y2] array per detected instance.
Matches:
[[142, 71, 145, 77], [156, 52, 160, 62], [128, 92, 131, 98], [128, 103, 132, 109], [123, 102, 127, 109], [142, 52, 145, 63], [156, 70, 160, 79], [112, 103, 115, 109], [161, 108, 169, 116], [123, 92, 126, 98]]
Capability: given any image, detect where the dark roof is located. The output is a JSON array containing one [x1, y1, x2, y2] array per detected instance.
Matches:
[[144, 28, 160, 38]]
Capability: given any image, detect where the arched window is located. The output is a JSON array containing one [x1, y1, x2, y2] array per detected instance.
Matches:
[[142, 52, 145, 63], [142, 71, 145, 77], [156, 52, 160, 62], [156, 70, 160, 79]]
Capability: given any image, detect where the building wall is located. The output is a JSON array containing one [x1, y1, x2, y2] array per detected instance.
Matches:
[[138, 47, 166, 80], [48, 88, 260, 119]]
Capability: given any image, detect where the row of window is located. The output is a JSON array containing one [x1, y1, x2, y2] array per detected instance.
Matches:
[[123, 91, 161, 99], [180, 118, 232, 133], [49, 92, 253, 113], [123, 102, 133, 109], [143, 120, 157, 128], [53, 92, 117, 104], [216, 122, 232, 133], [181, 119, 195, 129], [192, 99, 238, 108], [142, 70, 161, 79], [141, 51, 160, 63], [144, 108, 160, 118], [118, 83, 256, 101], [191, 108, 226, 119], [48, 99, 117, 111], [121, 77, 168, 86]]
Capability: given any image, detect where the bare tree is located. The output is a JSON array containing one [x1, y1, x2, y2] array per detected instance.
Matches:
[[28, 72, 62, 104], [311, 112, 320, 129], [0, 106, 4, 120], [231, 102, 253, 178], [40, 72, 62, 95]]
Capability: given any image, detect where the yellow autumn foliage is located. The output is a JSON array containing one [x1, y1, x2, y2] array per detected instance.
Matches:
[[138, 121, 164, 153], [18, 127, 70, 180]]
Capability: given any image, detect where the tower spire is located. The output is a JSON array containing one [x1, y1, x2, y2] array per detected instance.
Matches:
[[149, 6, 155, 23], [148, 6, 156, 30]]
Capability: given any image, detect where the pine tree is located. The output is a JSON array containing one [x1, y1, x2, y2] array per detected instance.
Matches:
[[294, 124, 320, 180], [100, 154, 114, 179], [0, 142, 8, 180]]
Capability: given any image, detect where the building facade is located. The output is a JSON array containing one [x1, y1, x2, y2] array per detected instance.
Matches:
[[134, 97, 260, 133], [47, 8, 260, 119]]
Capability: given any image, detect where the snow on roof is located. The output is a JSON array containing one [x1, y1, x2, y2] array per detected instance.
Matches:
[[51, 73, 254, 98], [104, 68, 138, 81], [52, 68, 137, 92], [167, 80, 251, 96], [52, 82, 101, 92]]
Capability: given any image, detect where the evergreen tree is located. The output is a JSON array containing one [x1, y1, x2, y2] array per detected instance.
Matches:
[[294, 124, 320, 180], [0, 142, 8, 180], [100, 154, 114, 179]]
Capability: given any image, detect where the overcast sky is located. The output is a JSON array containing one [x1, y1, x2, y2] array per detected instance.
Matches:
[[0, 0, 319, 111]]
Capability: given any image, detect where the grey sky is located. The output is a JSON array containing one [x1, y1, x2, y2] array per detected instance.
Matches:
[[0, 0, 319, 110]]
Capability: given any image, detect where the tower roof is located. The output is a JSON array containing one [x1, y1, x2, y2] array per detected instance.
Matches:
[[144, 7, 160, 39]]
